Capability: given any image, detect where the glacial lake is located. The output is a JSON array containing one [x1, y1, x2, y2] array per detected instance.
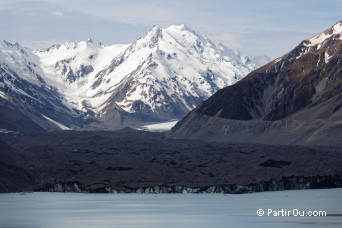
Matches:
[[0, 188, 341, 228]]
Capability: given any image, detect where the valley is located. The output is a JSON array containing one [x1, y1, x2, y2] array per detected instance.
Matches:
[[1, 130, 341, 193]]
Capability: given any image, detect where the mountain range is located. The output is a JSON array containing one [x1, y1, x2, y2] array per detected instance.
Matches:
[[0, 25, 269, 131], [170, 21, 342, 146], [1, 22, 342, 194]]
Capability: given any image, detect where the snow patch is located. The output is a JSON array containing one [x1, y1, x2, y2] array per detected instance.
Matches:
[[0, 91, 8, 100], [273, 58, 282, 63], [332, 21, 342, 34], [0, 129, 16, 134], [324, 52, 332, 63], [41, 114, 71, 130], [305, 21, 342, 47]]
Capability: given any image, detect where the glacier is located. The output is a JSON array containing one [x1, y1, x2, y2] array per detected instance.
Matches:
[[0, 25, 270, 130]]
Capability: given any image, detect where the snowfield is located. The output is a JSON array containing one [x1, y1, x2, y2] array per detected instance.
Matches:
[[0, 25, 270, 130], [0, 188, 341, 228]]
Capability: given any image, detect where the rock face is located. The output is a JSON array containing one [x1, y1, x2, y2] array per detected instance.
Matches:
[[0, 25, 269, 131], [169, 21, 342, 146]]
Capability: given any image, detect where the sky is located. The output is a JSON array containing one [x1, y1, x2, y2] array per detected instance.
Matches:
[[0, 0, 341, 58]]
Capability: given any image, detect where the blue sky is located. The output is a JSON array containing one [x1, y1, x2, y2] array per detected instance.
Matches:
[[0, 0, 341, 58]]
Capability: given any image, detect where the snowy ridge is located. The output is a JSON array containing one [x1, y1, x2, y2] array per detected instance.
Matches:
[[0, 40, 44, 86], [93, 24, 266, 118], [277, 21, 342, 65], [302, 21, 342, 63], [305, 21, 342, 47], [0, 40, 88, 130], [34, 40, 128, 111], [34, 24, 267, 119], [0, 24, 269, 129]]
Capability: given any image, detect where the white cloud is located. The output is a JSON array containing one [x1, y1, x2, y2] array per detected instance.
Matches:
[[208, 33, 244, 50], [1, 0, 341, 58], [20, 40, 63, 51], [51, 11, 63, 17]]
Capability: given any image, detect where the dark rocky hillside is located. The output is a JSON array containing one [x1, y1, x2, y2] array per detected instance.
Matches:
[[169, 21, 342, 146]]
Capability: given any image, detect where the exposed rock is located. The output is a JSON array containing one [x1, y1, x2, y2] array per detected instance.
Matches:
[[37, 174, 342, 194], [169, 21, 342, 146]]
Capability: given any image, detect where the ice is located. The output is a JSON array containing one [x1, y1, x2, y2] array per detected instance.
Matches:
[[137, 120, 179, 132], [0, 188, 341, 228]]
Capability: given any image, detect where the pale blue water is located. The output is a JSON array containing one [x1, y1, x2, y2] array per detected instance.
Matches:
[[0, 188, 341, 228]]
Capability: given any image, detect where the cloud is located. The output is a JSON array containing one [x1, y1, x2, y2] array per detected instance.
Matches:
[[20, 40, 64, 51], [1, 0, 341, 57], [0, 1, 149, 49], [51, 11, 63, 17], [208, 33, 244, 50]]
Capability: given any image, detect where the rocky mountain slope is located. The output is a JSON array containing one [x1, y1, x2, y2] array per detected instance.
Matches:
[[169, 21, 342, 146], [0, 25, 268, 131], [0, 41, 91, 131]]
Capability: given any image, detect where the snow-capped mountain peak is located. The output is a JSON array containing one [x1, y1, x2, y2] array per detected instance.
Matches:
[[132, 25, 163, 50], [0, 40, 44, 86], [93, 25, 267, 120], [272, 21, 342, 67], [0, 25, 269, 130]]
